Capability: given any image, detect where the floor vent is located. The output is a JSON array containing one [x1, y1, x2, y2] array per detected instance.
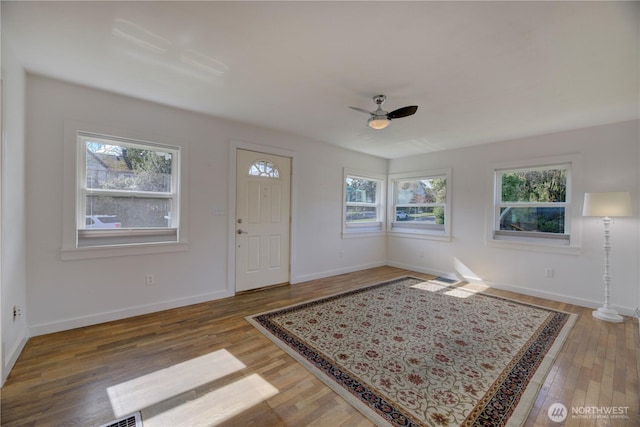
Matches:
[[99, 412, 142, 427], [432, 276, 457, 284]]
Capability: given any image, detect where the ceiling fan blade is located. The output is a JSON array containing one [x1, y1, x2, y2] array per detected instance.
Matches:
[[349, 106, 373, 115], [387, 105, 418, 120]]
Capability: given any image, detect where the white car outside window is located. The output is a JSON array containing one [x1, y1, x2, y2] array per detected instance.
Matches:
[[86, 215, 121, 229]]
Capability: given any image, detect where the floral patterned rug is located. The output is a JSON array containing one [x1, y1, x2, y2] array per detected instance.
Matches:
[[247, 277, 577, 426]]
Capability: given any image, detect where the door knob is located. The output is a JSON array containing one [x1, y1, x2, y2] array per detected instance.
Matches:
[[237, 229, 248, 235]]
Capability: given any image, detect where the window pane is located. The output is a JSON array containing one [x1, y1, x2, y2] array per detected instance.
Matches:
[[499, 207, 565, 233], [346, 177, 378, 203], [85, 196, 173, 229], [395, 207, 445, 224], [346, 206, 377, 223], [86, 141, 173, 192], [501, 169, 566, 203], [249, 160, 279, 178], [396, 178, 446, 204]]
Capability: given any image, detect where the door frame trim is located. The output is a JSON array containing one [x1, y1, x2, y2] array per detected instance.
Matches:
[[228, 140, 297, 294]]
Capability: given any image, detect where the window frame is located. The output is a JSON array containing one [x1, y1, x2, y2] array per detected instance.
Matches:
[[388, 168, 452, 240], [487, 155, 582, 254], [62, 121, 188, 260], [342, 168, 386, 237], [77, 132, 180, 247]]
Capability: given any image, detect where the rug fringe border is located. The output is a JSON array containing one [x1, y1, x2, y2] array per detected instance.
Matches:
[[245, 315, 393, 426], [505, 311, 578, 426]]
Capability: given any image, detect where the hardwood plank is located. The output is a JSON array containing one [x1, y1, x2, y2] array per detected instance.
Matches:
[[1, 266, 638, 426]]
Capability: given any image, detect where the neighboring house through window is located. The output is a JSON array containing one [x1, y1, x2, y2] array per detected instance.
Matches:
[[343, 169, 385, 235], [388, 169, 451, 239], [77, 132, 180, 247]]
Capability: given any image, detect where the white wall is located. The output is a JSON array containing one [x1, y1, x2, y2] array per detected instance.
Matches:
[[19, 75, 640, 345], [1, 39, 29, 383], [25, 75, 387, 335], [388, 120, 639, 314], [290, 141, 387, 283]]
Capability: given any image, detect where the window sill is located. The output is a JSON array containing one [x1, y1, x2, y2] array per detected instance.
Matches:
[[342, 230, 386, 239], [387, 231, 451, 242], [486, 238, 581, 255], [61, 241, 189, 261]]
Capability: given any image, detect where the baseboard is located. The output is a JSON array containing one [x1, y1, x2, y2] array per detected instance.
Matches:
[[29, 289, 233, 337], [386, 262, 637, 316], [291, 261, 387, 285], [2, 328, 29, 385], [25, 264, 638, 337], [470, 279, 637, 316], [385, 261, 459, 282]]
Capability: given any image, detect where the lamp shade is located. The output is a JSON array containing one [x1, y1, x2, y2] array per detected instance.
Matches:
[[582, 192, 632, 217]]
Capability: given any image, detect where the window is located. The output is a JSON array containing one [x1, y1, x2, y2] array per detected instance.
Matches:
[[493, 163, 570, 243], [77, 132, 180, 247], [249, 160, 279, 178], [343, 169, 385, 235], [388, 169, 451, 238]]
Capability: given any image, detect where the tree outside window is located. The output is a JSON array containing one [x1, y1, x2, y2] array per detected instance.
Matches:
[[345, 177, 379, 223], [496, 165, 569, 238], [388, 169, 451, 238], [394, 177, 446, 225], [78, 132, 179, 247], [343, 169, 385, 235]]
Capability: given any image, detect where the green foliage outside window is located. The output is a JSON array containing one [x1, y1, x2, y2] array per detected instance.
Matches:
[[396, 178, 446, 225], [501, 169, 566, 203], [499, 168, 567, 234]]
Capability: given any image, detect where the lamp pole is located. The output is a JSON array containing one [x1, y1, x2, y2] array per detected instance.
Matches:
[[593, 217, 623, 322]]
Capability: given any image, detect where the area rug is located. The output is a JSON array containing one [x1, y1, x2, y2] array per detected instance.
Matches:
[[246, 277, 577, 427]]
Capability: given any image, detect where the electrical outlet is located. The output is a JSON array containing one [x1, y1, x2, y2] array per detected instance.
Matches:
[[545, 268, 554, 278], [12, 305, 22, 321], [146, 274, 155, 285]]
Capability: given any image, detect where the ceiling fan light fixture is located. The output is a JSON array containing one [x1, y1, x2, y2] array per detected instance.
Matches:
[[368, 117, 390, 130], [351, 95, 416, 130]]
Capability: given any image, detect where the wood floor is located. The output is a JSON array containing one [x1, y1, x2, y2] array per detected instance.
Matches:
[[1, 266, 638, 426]]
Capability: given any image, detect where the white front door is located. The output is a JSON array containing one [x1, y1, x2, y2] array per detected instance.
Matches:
[[235, 149, 291, 292]]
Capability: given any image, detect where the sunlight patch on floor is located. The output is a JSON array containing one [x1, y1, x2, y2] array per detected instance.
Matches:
[[443, 284, 488, 299], [107, 349, 246, 417], [411, 281, 449, 292], [411, 280, 490, 299], [142, 374, 279, 427]]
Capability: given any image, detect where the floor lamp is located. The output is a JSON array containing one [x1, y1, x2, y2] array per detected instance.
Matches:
[[582, 192, 632, 323]]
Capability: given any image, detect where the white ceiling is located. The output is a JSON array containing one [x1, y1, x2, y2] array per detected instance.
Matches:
[[3, 1, 638, 159]]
